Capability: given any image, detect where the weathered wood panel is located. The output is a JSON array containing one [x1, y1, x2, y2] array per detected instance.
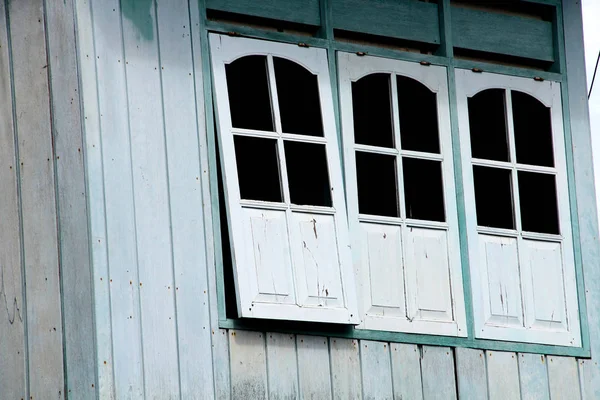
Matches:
[[391, 343, 424, 400], [92, 0, 145, 396], [297, 336, 332, 399], [361, 340, 393, 399], [45, 0, 97, 397], [230, 330, 268, 399], [548, 356, 581, 400], [518, 353, 550, 400], [487, 351, 520, 400], [455, 348, 488, 400], [0, 2, 27, 399], [330, 338, 361, 400], [421, 346, 456, 399], [266, 333, 299, 400], [8, 0, 64, 397]]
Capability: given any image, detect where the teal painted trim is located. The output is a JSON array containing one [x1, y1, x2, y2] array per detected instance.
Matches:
[[205, 0, 321, 26], [205, 20, 329, 48], [556, 4, 591, 356], [453, 59, 563, 82], [438, 0, 477, 341], [435, 0, 452, 58], [333, 42, 447, 67], [330, 0, 440, 45], [451, 6, 554, 62], [218, 318, 590, 358], [198, 7, 228, 322], [520, 0, 559, 6]]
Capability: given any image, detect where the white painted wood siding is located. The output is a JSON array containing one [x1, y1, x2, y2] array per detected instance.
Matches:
[[65, 1, 598, 399]]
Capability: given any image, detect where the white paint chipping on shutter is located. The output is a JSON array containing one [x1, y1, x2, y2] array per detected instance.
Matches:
[[210, 34, 358, 323], [456, 70, 581, 347], [338, 52, 466, 336]]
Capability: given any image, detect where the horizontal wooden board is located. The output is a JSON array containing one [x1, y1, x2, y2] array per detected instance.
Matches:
[[206, 0, 320, 26], [331, 0, 440, 45], [451, 6, 554, 62]]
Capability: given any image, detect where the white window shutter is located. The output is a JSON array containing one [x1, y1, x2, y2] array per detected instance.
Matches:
[[456, 69, 581, 346], [338, 52, 467, 337], [210, 34, 359, 324]]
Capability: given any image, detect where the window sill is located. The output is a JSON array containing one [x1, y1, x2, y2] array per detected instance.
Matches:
[[218, 317, 591, 358]]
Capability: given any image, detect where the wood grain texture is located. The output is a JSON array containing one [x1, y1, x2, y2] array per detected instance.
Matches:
[[330, 338, 361, 400], [266, 333, 299, 400], [0, 2, 27, 399], [451, 6, 554, 61], [331, 0, 440, 44], [155, 0, 215, 398], [518, 353, 550, 400], [45, 0, 96, 397], [229, 330, 268, 400], [486, 351, 520, 400], [455, 348, 487, 400], [391, 343, 424, 400], [548, 356, 581, 400], [361, 340, 393, 400], [8, 0, 64, 397], [206, 0, 320, 26], [297, 335, 332, 399], [421, 346, 456, 400]]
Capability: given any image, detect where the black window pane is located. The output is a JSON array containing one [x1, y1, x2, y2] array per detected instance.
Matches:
[[518, 171, 559, 234], [397, 76, 440, 153], [234, 136, 282, 202], [274, 57, 324, 137], [352, 73, 394, 148], [403, 158, 445, 222], [355, 152, 398, 217], [468, 89, 509, 162], [512, 91, 555, 167], [226, 55, 274, 131], [284, 141, 331, 206], [473, 166, 514, 229]]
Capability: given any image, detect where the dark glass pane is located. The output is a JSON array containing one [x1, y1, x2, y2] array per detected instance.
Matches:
[[284, 141, 331, 206], [225, 55, 274, 131], [473, 166, 514, 229], [402, 158, 445, 222], [274, 57, 324, 137], [352, 73, 394, 148], [518, 171, 559, 234], [234, 136, 282, 202], [468, 89, 509, 161], [355, 152, 398, 217], [512, 91, 555, 167], [397, 76, 440, 153]]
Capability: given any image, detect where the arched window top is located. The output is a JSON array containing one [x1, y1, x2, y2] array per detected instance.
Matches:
[[225, 54, 323, 136]]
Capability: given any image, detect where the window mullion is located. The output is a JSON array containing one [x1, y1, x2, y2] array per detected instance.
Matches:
[[266, 54, 292, 205], [390, 73, 407, 221], [505, 89, 523, 233]]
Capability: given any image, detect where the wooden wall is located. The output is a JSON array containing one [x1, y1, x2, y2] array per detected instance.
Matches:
[[0, 0, 95, 399], [0, 0, 597, 398]]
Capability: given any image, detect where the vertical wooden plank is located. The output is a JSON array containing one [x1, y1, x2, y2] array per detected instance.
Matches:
[[91, 0, 144, 396], [548, 356, 582, 400], [518, 353, 550, 400], [8, 0, 64, 398], [266, 332, 299, 399], [486, 351, 520, 400], [360, 340, 393, 399], [455, 348, 487, 400], [297, 335, 332, 399], [120, 1, 180, 397], [564, 1, 600, 398], [74, 0, 116, 397], [421, 346, 456, 400], [391, 343, 424, 400], [45, 0, 96, 397], [0, 2, 27, 399], [229, 330, 268, 400], [330, 338, 361, 400], [154, 1, 214, 398]]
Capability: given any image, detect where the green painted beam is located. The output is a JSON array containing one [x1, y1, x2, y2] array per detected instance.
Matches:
[[205, 0, 321, 26], [331, 0, 440, 45], [451, 6, 555, 62]]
